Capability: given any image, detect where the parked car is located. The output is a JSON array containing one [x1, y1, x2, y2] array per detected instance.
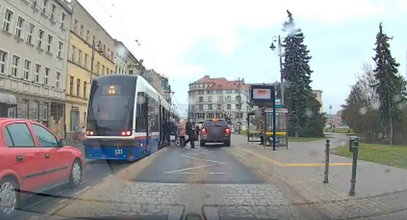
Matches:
[[200, 118, 232, 147], [0, 118, 84, 218]]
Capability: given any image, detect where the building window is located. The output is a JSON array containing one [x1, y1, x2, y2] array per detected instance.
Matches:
[[199, 104, 203, 110], [60, 13, 66, 28], [83, 81, 87, 98], [27, 23, 35, 44], [34, 101, 40, 121], [56, 72, 61, 88], [76, 79, 80, 97], [71, 45, 76, 62], [3, 9, 13, 32], [43, 103, 48, 121], [80, 25, 84, 38], [226, 96, 231, 101], [208, 104, 213, 110], [236, 95, 242, 102], [226, 90, 233, 94], [23, 59, 31, 80], [15, 17, 24, 38], [78, 50, 82, 65], [34, 64, 41, 82], [199, 96, 203, 102], [86, 30, 90, 42], [69, 76, 73, 95], [37, 29, 44, 49], [44, 67, 49, 85], [50, 4, 56, 20], [84, 54, 88, 69], [24, 99, 29, 118], [57, 41, 63, 58], [102, 65, 105, 75], [73, 20, 78, 32], [11, 55, 20, 77], [227, 104, 231, 110], [208, 96, 212, 102], [217, 104, 221, 110], [236, 104, 241, 110], [47, 35, 53, 53], [129, 70, 133, 75], [0, 50, 7, 74], [96, 62, 100, 74], [43, 0, 49, 12]]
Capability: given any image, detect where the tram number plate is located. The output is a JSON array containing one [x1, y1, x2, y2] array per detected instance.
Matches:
[[114, 148, 123, 155]]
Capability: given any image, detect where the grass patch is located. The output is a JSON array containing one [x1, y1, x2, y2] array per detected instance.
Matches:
[[288, 137, 326, 142], [334, 143, 407, 169], [240, 130, 247, 136]]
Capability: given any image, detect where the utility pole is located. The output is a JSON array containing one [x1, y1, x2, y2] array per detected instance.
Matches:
[[235, 77, 243, 134]]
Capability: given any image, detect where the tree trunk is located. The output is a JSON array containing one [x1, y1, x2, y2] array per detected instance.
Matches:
[[295, 129, 299, 137]]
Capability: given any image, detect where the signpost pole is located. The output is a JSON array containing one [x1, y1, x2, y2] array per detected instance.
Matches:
[[272, 94, 276, 150]]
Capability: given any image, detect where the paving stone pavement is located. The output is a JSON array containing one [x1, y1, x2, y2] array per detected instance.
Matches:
[[228, 134, 407, 219], [52, 175, 317, 219]]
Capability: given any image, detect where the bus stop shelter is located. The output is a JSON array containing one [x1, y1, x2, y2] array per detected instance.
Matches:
[[247, 107, 288, 148]]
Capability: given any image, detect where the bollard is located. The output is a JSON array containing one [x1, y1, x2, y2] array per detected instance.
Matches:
[[349, 137, 359, 196], [323, 139, 330, 184]]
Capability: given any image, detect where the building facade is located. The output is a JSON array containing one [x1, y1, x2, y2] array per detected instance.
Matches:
[[114, 40, 142, 75], [0, 0, 71, 136], [65, 0, 115, 138], [312, 89, 323, 112], [141, 68, 172, 103], [188, 75, 250, 127]]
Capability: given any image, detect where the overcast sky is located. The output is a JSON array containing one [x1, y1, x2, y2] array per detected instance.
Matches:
[[78, 0, 407, 116]]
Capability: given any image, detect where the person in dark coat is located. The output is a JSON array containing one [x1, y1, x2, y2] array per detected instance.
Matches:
[[184, 118, 196, 148]]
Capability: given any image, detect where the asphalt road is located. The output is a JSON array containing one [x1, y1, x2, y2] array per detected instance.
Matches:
[[135, 144, 266, 184]]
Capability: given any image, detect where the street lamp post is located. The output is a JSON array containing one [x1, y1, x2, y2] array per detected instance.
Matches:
[[270, 35, 284, 106], [235, 77, 243, 134]]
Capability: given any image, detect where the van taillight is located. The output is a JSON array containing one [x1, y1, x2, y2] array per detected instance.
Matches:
[[201, 128, 207, 134], [86, 130, 94, 136], [225, 128, 231, 134]]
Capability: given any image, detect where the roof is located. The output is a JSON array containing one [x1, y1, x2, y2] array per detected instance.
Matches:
[[191, 75, 250, 90]]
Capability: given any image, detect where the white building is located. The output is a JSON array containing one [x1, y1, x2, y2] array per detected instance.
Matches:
[[0, 0, 71, 136], [188, 75, 250, 127], [114, 40, 142, 75]]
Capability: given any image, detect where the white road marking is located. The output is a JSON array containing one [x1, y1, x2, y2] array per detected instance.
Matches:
[[181, 154, 226, 165], [59, 198, 68, 204], [182, 151, 212, 156], [164, 164, 214, 174], [74, 186, 91, 196], [208, 172, 229, 175]]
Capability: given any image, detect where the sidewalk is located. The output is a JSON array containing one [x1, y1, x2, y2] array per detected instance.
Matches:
[[230, 134, 407, 219]]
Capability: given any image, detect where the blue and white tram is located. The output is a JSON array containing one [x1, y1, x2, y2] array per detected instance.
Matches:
[[83, 74, 175, 161]]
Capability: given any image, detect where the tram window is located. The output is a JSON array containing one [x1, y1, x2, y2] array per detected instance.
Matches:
[[147, 95, 159, 132], [136, 92, 147, 132]]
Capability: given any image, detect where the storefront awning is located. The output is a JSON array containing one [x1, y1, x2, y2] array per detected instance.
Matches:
[[0, 92, 17, 105]]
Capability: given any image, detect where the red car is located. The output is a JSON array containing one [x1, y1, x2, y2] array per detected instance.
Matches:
[[0, 118, 84, 218]]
